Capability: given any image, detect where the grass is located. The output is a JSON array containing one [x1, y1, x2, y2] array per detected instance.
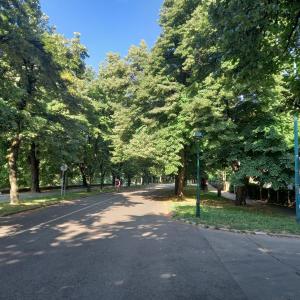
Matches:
[[0, 184, 149, 217], [0, 183, 127, 218], [0, 189, 106, 217], [172, 186, 300, 235]]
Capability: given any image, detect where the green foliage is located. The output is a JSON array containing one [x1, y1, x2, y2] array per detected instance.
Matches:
[[155, 0, 297, 192], [0, 0, 299, 204], [173, 188, 300, 234]]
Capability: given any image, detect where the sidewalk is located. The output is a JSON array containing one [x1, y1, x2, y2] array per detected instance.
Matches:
[[208, 184, 269, 206], [208, 184, 236, 201]]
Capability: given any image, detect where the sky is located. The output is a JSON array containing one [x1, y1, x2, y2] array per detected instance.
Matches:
[[40, 0, 163, 71]]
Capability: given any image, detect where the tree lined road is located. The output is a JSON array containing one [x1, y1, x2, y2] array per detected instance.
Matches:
[[1, 185, 300, 300]]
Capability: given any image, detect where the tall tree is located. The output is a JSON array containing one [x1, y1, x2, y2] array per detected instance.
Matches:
[[0, 0, 63, 203]]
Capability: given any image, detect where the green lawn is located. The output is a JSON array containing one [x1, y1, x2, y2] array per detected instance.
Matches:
[[0, 184, 147, 217], [172, 186, 300, 235], [0, 187, 115, 217]]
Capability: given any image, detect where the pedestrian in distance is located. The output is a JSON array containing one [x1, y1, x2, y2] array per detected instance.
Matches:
[[115, 178, 121, 192]]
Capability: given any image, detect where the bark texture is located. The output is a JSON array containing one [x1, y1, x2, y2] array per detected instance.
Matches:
[[175, 149, 186, 197], [79, 164, 88, 187], [235, 186, 247, 206], [79, 163, 91, 191], [7, 135, 21, 204], [100, 172, 105, 190], [29, 142, 40, 193]]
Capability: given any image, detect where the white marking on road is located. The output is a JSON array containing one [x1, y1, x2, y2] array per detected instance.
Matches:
[[160, 273, 176, 279], [4, 195, 119, 238], [114, 280, 124, 286], [258, 247, 271, 254]]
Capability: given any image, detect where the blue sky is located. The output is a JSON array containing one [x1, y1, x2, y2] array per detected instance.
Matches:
[[40, 0, 163, 70]]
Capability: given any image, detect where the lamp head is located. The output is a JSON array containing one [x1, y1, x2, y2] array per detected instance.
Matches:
[[194, 131, 203, 139]]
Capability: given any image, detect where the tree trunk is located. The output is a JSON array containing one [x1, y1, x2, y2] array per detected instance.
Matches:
[[82, 173, 88, 187], [176, 169, 185, 197], [217, 185, 222, 197], [175, 149, 186, 197], [65, 172, 69, 190], [127, 176, 131, 187], [175, 175, 179, 195], [7, 135, 21, 205], [221, 171, 226, 191], [79, 164, 91, 192], [100, 172, 105, 190], [235, 186, 247, 206], [288, 190, 291, 207], [259, 186, 263, 201], [79, 164, 88, 187], [29, 142, 40, 193], [86, 165, 93, 188], [142, 176, 146, 185], [267, 188, 271, 203]]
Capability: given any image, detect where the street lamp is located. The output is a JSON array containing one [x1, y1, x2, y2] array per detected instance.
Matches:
[[194, 131, 203, 217], [60, 163, 68, 198], [294, 116, 300, 223], [293, 53, 300, 223]]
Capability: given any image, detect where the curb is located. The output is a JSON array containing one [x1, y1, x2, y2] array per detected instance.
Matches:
[[175, 218, 300, 239]]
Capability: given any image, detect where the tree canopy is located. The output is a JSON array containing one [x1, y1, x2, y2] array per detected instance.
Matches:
[[1, 0, 299, 205]]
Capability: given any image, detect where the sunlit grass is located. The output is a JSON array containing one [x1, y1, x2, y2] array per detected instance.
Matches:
[[0, 185, 145, 217], [0, 188, 110, 217], [172, 186, 300, 235]]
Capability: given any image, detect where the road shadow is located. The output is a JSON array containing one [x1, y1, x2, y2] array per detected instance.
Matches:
[[0, 186, 247, 300]]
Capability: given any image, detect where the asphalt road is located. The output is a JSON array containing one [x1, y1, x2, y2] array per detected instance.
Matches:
[[0, 184, 300, 300]]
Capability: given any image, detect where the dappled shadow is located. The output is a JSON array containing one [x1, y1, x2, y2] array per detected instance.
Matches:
[[124, 184, 174, 202], [0, 187, 173, 267], [0, 188, 190, 299], [1, 184, 299, 299]]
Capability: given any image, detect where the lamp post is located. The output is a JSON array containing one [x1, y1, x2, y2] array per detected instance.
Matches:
[[194, 131, 203, 217], [60, 163, 68, 198], [292, 51, 300, 223], [294, 116, 300, 223]]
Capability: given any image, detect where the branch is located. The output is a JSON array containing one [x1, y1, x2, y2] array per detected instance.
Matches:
[[284, 10, 300, 53]]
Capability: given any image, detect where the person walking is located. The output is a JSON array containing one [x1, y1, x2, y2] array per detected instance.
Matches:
[[115, 178, 121, 192]]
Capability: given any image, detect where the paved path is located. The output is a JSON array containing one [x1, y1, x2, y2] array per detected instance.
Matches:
[[208, 184, 236, 201], [0, 184, 300, 299]]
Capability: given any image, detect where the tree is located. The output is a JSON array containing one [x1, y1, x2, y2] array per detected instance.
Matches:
[[154, 0, 296, 201], [209, 0, 300, 105], [0, 0, 64, 203]]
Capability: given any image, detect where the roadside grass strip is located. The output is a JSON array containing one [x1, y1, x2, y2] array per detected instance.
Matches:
[[0, 185, 148, 217], [172, 187, 300, 235], [0, 189, 108, 217]]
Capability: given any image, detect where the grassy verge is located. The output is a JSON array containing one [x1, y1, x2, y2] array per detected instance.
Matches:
[[172, 186, 300, 235], [0, 184, 150, 217], [0, 189, 106, 217]]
